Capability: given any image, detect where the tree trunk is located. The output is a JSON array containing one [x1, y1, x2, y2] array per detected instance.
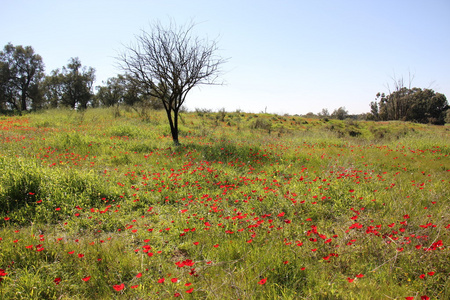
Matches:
[[21, 88, 27, 111], [165, 108, 179, 145]]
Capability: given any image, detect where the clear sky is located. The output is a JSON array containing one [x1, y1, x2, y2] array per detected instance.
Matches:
[[2, 0, 449, 115]]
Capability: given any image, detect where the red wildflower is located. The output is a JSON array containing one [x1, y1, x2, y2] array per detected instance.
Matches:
[[186, 288, 194, 293], [347, 277, 354, 283], [171, 278, 178, 283], [258, 278, 267, 285], [113, 283, 125, 291], [158, 278, 165, 283], [82, 276, 91, 282], [54, 277, 61, 285]]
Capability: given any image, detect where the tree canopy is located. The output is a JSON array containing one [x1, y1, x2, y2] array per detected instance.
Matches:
[[0, 43, 44, 112], [371, 88, 448, 125]]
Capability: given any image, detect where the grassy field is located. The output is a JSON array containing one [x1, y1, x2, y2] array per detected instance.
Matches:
[[0, 107, 449, 299]]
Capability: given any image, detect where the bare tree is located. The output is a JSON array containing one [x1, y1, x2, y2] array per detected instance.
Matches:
[[118, 21, 227, 145]]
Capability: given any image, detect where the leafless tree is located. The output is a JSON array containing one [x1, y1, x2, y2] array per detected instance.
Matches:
[[118, 21, 227, 145]]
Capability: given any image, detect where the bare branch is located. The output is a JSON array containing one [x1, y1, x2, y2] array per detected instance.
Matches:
[[116, 20, 228, 145]]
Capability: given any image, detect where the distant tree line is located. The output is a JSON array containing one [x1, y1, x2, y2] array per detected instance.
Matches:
[[1, 43, 449, 125], [368, 88, 448, 125], [365, 75, 449, 125], [0, 43, 163, 113]]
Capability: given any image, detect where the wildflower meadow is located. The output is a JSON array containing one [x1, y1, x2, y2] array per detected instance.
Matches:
[[0, 108, 448, 299]]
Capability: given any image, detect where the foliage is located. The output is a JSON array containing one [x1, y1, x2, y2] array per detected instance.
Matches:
[[371, 88, 448, 125], [0, 43, 45, 111], [331, 107, 349, 120], [42, 57, 96, 109], [95, 74, 164, 110], [0, 107, 448, 299]]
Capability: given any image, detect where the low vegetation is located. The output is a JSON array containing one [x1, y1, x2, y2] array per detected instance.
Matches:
[[0, 107, 449, 299]]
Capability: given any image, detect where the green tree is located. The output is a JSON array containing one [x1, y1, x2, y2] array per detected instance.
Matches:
[[372, 88, 448, 124], [318, 108, 330, 119], [43, 58, 95, 109], [0, 43, 44, 112], [96, 75, 127, 107], [41, 69, 64, 109], [118, 21, 227, 145], [331, 107, 348, 120]]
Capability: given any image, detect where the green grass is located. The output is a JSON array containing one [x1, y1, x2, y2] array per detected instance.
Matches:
[[0, 107, 449, 299]]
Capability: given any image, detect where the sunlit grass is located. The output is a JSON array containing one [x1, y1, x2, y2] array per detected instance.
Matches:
[[0, 107, 448, 299]]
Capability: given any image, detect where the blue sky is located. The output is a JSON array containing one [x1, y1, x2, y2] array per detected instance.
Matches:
[[2, 0, 449, 115]]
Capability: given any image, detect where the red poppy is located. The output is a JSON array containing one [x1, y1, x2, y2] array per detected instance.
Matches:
[[158, 278, 165, 283], [113, 283, 125, 291], [258, 278, 267, 285], [186, 288, 194, 293], [54, 277, 61, 285], [82, 276, 91, 282]]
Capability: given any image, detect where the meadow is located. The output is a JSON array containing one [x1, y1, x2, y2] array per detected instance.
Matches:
[[0, 107, 448, 299]]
